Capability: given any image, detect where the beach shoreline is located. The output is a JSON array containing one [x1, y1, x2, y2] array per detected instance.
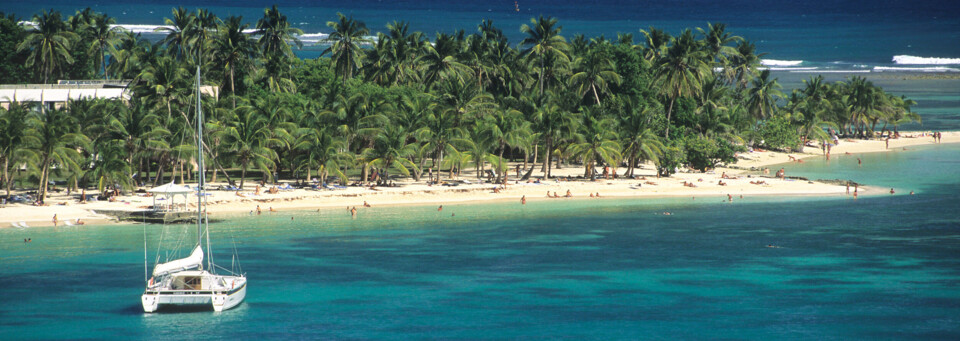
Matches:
[[2, 131, 957, 228]]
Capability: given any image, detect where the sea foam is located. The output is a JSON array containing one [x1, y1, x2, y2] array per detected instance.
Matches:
[[874, 66, 960, 72], [761, 59, 803, 66], [893, 55, 960, 65]]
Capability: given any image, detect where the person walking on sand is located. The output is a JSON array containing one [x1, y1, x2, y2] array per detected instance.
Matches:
[[521, 195, 526, 205], [52, 214, 58, 226], [885, 137, 890, 149]]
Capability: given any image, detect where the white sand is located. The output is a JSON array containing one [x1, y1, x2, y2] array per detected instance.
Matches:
[[2, 131, 956, 227]]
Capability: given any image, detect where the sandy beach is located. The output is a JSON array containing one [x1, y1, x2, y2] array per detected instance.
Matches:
[[2, 131, 956, 227]]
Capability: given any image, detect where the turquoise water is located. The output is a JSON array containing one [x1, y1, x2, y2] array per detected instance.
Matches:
[[3, 144, 960, 339]]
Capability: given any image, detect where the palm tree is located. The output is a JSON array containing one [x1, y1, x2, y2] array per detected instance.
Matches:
[[293, 126, 351, 185], [18, 9, 78, 84], [697, 22, 741, 65], [24, 107, 91, 203], [486, 106, 531, 182], [189, 8, 218, 63], [727, 40, 765, 90], [221, 106, 279, 189], [214, 16, 259, 108], [0, 104, 34, 196], [139, 55, 188, 121], [745, 69, 784, 120], [653, 29, 711, 138], [416, 104, 468, 182], [322, 13, 368, 83], [639, 26, 671, 62], [520, 16, 568, 99], [418, 33, 470, 87], [617, 100, 665, 177], [87, 13, 121, 79], [569, 47, 621, 105], [156, 7, 193, 60], [256, 5, 304, 59], [530, 96, 577, 179], [363, 125, 419, 183], [568, 109, 621, 178]]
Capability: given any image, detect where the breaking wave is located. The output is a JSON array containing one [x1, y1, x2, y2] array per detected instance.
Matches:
[[892, 55, 960, 65], [761, 59, 803, 66]]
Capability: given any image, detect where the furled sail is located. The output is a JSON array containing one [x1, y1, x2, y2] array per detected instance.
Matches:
[[152, 245, 204, 276]]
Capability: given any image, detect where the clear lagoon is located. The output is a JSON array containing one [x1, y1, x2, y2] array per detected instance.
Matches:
[[2, 144, 960, 339]]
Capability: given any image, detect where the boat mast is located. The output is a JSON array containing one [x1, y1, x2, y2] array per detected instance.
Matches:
[[195, 66, 204, 250]]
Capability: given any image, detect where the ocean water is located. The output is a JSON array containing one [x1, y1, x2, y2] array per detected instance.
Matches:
[[7, 0, 959, 131], [2, 143, 960, 339], [7, 0, 960, 66]]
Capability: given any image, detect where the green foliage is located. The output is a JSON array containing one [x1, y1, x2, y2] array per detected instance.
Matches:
[[0, 13, 30, 83], [757, 116, 801, 151], [0, 6, 925, 191]]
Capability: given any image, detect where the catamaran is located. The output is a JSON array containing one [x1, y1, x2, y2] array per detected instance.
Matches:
[[141, 67, 246, 313]]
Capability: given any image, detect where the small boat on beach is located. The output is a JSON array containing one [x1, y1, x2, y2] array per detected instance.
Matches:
[[141, 67, 246, 313]]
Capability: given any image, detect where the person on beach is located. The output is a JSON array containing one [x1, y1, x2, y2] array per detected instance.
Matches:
[[595, 192, 600, 198], [521, 195, 526, 205], [779, 168, 785, 180], [256, 205, 261, 215], [846, 184, 850, 194], [80, 189, 86, 203], [546, 191, 551, 198], [269, 207, 276, 212], [255, 185, 261, 195], [565, 190, 572, 198], [885, 137, 890, 149], [76, 219, 84, 225], [52, 214, 57, 226], [363, 201, 371, 207]]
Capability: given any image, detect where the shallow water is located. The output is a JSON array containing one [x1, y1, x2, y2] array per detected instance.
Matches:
[[2, 145, 959, 339]]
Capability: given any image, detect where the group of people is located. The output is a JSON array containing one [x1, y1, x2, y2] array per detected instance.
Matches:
[[546, 190, 574, 198], [932, 131, 943, 143]]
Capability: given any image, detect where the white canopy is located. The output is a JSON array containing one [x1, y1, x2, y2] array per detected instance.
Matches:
[[147, 182, 194, 194], [153, 245, 204, 277]]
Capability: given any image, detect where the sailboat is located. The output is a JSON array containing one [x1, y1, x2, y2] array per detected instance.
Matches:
[[141, 67, 247, 313]]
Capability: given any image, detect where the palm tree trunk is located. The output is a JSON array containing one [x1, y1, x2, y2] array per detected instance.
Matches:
[[544, 139, 553, 179], [592, 82, 601, 105], [3, 157, 9, 197], [665, 97, 675, 139], [101, 47, 108, 80], [230, 65, 237, 108]]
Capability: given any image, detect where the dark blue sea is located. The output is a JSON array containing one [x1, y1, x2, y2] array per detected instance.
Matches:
[[7, 0, 960, 130]]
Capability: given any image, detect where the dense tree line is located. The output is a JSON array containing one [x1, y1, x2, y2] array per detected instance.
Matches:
[[0, 7, 921, 202]]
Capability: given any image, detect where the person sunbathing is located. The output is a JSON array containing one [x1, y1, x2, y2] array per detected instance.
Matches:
[[718, 180, 727, 186]]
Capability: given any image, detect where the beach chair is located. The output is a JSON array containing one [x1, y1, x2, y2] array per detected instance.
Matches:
[[18, 221, 29, 228]]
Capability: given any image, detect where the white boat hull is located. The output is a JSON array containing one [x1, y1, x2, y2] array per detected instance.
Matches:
[[142, 275, 246, 313]]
